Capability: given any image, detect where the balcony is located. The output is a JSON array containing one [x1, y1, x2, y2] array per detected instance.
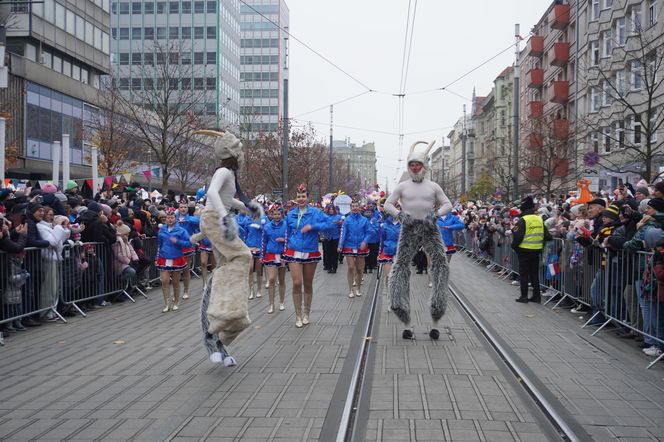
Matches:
[[550, 80, 569, 104], [550, 4, 570, 30], [553, 118, 569, 139], [550, 42, 570, 67], [527, 68, 544, 89], [529, 133, 543, 149], [529, 100, 544, 118], [528, 36, 544, 57]]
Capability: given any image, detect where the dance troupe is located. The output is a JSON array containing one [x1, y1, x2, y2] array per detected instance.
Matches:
[[155, 132, 456, 366]]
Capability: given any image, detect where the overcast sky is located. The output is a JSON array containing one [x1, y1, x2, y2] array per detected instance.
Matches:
[[286, 0, 552, 191]]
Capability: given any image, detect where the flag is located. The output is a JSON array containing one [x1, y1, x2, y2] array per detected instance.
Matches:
[[104, 176, 113, 189], [115, 175, 122, 183], [546, 254, 559, 280], [85, 179, 93, 189], [123, 172, 132, 183], [152, 167, 161, 178], [142, 170, 152, 181]]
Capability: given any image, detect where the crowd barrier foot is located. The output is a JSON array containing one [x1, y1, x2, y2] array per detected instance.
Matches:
[[591, 318, 614, 336], [190, 268, 200, 278], [122, 290, 136, 303], [548, 292, 567, 308], [72, 303, 87, 317], [0, 332, 4, 346], [582, 311, 601, 329], [51, 307, 67, 324], [133, 286, 149, 299], [647, 352, 664, 369]]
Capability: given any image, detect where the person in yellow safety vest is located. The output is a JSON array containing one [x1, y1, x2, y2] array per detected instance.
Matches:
[[511, 196, 552, 303]]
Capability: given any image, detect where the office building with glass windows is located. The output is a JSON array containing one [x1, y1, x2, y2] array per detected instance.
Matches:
[[110, 0, 241, 129], [239, 0, 289, 137], [0, 0, 112, 180]]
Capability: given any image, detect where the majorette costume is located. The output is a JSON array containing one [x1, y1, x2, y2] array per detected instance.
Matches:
[[283, 204, 328, 264], [155, 220, 191, 271], [378, 216, 401, 264], [262, 217, 287, 267], [437, 213, 465, 255], [339, 211, 372, 257], [245, 216, 266, 258], [191, 130, 264, 367], [383, 140, 453, 340], [175, 211, 200, 257]]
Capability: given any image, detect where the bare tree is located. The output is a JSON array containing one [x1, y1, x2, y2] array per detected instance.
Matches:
[[171, 140, 214, 193], [118, 40, 214, 193]]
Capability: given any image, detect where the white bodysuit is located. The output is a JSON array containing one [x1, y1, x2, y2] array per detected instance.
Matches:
[[384, 178, 453, 220], [205, 167, 247, 217]]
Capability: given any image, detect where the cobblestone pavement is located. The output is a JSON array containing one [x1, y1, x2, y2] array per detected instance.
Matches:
[[1, 256, 662, 441]]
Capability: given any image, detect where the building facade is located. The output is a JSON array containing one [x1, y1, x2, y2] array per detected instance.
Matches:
[[110, 0, 241, 129], [1, 0, 112, 179], [332, 139, 377, 193], [239, 0, 289, 137]]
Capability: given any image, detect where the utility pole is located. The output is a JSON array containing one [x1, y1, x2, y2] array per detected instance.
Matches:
[[461, 104, 467, 195], [282, 78, 289, 201], [512, 23, 521, 202], [329, 105, 333, 192]]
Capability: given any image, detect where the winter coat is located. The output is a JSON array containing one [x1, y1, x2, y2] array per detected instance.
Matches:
[[236, 213, 250, 242], [322, 213, 342, 240], [339, 212, 372, 250], [3, 256, 28, 305], [437, 214, 465, 247], [366, 216, 381, 244], [285, 206, 330, 253], [78, 211, 116, 245], [245, 217, 267, 249], [26, 217, 49, 248], [262, 219, 287, 254], [112, 236, 139, 274], [157, 224, 191, 259], [0, 229, 27, 254], [37, 221, 70, 261], [175, 212, 200, 236], [621, 213, 664, 252], [380, 219, 401, 256]]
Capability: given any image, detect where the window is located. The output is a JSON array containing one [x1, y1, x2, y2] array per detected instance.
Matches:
[[55, 3, 65, 29], [66, 9, 75, 34], [194, 26, 204, 39], [631, 60, 642, 90], [603, 0, 613, 8], [144, 2, 154, 14], [131, 78, 142, 90], [157, 27, 167, 39], [206, 77, 216, 89], [119, 78, 129, 90], [649, 0, 658, 26], [650, 108, 658, 143], [615, 69, 626, 96], [590, 131, 599, 152], [194, 77, 204, 90], [81, 68, 88, 84], [45, 0, 54, 22], [132, 27, 142, 40], [156, 2, 166, 13], [206, 52, 215, 64], [94, 27, 102, 50], [194, 52, 204, 64], [169, 27, 179, 39], [131, 52, 142, 65], [181, 78, 191, 89], [76, 16, 84, 40], [601, 80, 611, 106], [206, 26, 215, 39], [119, 27, 129, 40], [614, 17, 625, 46], [602, 126, 611, 153], [630, 4, 642, 32], [591, 0, 600, 19], [590, 87, 600, 112], [85, 22, 93, 43], [590, 41, 599, 66], [194, 1, 204, 13], [647, 51, 659, 84], [182, 1, 191, 13], [119, 2, 129, 14], [103, 32, 110, 54], [132, 2, 142, 14], [601, 30, 612, 57], [207, 1, 216, 13], [144, 27, 154, 40], [119, 53, 129, 65], [615, 121, 625, 149], [169, 1, 179, 13], [182, 27, 191, 39], [181, 52, 191, 64], [629, 115, 642, 144]]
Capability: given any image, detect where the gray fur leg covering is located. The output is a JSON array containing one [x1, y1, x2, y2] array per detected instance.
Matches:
[[201, 273, 218, 357], [422, 223, 449, 323], [389, 222, 421, 325]]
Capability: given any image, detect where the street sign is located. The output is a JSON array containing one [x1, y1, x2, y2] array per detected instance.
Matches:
[[273, 188, 283, 196]]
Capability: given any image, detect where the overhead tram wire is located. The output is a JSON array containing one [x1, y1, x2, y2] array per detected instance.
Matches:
[[289, 118, 399, 136], [396, 0, 418, 177], [238, 0, 374, 92], [293, 90, 374, 118]]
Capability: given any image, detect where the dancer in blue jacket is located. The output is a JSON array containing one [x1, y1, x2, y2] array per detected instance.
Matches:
[[262, 205, 287, 313], [339, 200, 373, 298], [156, 208, 192, 312], [283, 184, 331, 327], [245, 212, 266, 300], [379, 215, 401, 295], [175, 202, 200, 299], [437, 210, 465, 262]]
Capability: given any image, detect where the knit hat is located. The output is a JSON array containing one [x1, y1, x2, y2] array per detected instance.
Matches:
[[655, 182, 664, 194], [118, 207, 129, 218], [601, 204, 620, 220], [406, 140, 435, 165], [76, 206, 88, 216], [87, 201, 102, 213], [148, 205, 159, 218], [647, 198, 664, 212], [644, 228, 664, 249], [519, 196, 535, 212], [115, 222, 131, 236], [636, 186, 650, 198], [41, 183, 58, 194], [588, 198, 606, 208], [66, 180, 78, 191], [639, 198, 651, 213], [27, 203, 43, 215], [100, 203, 112, 216]]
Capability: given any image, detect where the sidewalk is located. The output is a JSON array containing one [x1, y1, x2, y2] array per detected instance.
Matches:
[[450, 253, 664, 441], [0, 265, 367, 441]]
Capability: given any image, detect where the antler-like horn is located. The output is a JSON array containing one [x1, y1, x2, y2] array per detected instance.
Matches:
[[409, 140, 429, 153], [408, 140, 436, 154], [424, 140, 436, 155], [193, 129, 226, 137]]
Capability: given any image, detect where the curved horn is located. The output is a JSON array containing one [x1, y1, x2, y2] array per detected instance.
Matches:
[[409, 140, 429, 153], [193, 129, 226, 137], [424, 140, 436, 155]]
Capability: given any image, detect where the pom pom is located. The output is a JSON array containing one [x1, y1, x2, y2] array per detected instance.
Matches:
[[223, 356, 237, 367], [261, 218, 266, 225], [209, 352, 223, 363]]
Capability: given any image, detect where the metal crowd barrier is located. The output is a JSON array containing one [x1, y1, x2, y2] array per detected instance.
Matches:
[[455, 230, 664, 369]]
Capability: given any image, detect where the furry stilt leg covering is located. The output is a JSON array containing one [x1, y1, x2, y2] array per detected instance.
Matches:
[[421, 224, 449, 322], [389, 220, 420, 325], [200, 208, 252, 347], [201, 274, 236, 366]]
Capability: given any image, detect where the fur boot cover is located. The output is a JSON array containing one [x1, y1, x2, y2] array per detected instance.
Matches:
[[200, 207, 252, 345], [389, 218, 449, 325]]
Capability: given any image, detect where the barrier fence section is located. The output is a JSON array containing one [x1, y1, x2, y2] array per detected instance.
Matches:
[[456, 229, 664, 369]]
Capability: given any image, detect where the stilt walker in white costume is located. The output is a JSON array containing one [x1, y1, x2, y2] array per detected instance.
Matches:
[[383, 140, 453, 340], [191, 129, 264, 366]]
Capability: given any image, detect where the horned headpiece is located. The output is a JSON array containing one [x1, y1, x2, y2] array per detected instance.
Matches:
[[193, 129, 243, 161], [406, 140, 436, 166]]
